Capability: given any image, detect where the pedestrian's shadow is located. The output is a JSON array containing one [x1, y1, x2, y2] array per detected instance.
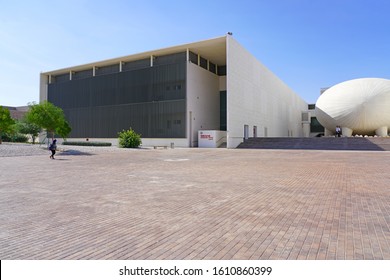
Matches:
[[58, 150, 94, 156]]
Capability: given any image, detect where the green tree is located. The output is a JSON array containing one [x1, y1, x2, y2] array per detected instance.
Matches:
[[16, 117, 41, 144], [0, 106, 16, 144], [26, 101, 71, 140], [56, 120, 71, 140]]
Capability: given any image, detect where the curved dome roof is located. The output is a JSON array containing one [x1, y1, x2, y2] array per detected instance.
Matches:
[[315, 78, 390, 135]]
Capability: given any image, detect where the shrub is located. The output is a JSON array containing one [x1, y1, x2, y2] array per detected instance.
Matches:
[[118, 128, 141, 148], [62, 141, 112, 146], [2, 133, 28, 143]]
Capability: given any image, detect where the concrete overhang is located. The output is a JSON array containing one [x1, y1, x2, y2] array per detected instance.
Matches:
[[42, 36, 227, 76]]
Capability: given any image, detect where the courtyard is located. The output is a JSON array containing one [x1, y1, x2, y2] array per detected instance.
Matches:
[[0, 144, 389, 259]]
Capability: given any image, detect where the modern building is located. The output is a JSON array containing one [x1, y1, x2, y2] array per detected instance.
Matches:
[[40, 35, 309, 148], [315, 78, 390, 137]]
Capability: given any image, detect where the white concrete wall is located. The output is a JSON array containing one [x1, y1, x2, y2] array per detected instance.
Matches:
[[226, 36, 308, 148], [186, 62, 220, 147], [140, 138, 188, 148], [39, 74, 48, 103]]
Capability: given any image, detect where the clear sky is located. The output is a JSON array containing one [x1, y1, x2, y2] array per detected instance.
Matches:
[[1, 0, 389, 106]]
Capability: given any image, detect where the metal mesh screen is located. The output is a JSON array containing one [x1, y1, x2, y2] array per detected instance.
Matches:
[[95, 64, 119, 76], [73, 69, 93, 80], [52, 73, 69, 84], [122, 58, 150, 72], [48, 62, 186, 138]]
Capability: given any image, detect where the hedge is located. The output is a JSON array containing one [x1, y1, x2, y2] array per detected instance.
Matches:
[[62, 141, 112, 147]]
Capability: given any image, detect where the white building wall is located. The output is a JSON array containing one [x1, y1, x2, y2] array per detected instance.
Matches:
[[40, 74, 49, 103], [226, 36, 308, 148], [187, 62, 220, 147]]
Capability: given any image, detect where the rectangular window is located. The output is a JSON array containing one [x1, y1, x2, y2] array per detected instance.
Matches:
[[217, 65, 226, 76], [209, 62, 216, 74], [189, 51, 198, 64], [199, 56, 207, 69]]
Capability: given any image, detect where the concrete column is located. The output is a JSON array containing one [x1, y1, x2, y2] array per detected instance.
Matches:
[[39, 74, 49, 102], [302, 123, 310, 137], [69, 71, 73, 80], [150, 55, 154, 67], [375, 126, 388, 137], [119, 61, 123, 72], [93, 67, 96, 76], [186, 48, 189, 61], [341, 127, 353, 137]]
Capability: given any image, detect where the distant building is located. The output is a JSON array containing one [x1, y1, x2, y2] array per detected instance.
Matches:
[[40, 35, 309, 148], [1, 106, 29, 120]]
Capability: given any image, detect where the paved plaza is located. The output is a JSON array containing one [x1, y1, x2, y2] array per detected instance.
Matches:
[[0, 144, 389, 259]]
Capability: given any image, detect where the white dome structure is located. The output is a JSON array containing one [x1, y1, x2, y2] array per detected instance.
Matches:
[[315, 78, 390, 137]]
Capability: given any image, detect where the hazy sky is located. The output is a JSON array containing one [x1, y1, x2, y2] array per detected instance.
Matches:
[[1, 0, 389, 106]]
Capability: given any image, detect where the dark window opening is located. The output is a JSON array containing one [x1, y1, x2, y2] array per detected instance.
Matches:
[[189, 51, 198, 64], [199, 56, 208, 70], [218, 65, 226, 76], [209, 62, 216, 74], [310, 117, 324, 133], [220, 91, 227, 131]]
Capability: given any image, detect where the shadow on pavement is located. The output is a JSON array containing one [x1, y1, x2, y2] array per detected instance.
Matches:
[[58, 150, 94, 156]]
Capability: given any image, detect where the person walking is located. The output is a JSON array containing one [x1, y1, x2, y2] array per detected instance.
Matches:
[[335, 126, 341, 137], [49, 139, 57, 159]]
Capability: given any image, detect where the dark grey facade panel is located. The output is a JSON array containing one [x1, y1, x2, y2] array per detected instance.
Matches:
[[52, 73, 69, 84], [154, 52, 186, 66], [220, 91, 227, 131], [48, 62, 186, 139], [64, 100, 186, 138], [122, 58, 150, 72], [95, 64, 119, 76], [73, 69, 93, 80]]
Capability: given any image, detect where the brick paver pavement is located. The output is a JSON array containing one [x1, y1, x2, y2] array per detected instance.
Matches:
[[1, 147, 389, 259]]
